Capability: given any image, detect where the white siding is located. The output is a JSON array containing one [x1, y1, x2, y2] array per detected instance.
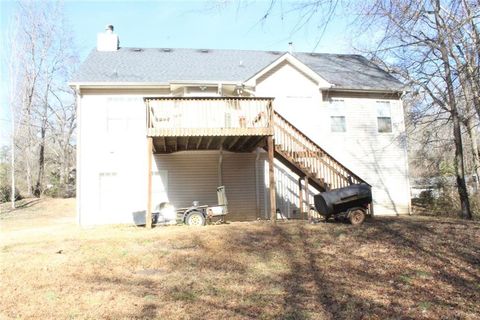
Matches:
[[256, 61, 323, 141], [222, 152, 262, 220], [153, 151, 219, 210], [268, 157, 321, 219], [255, 61, 410, 215], [78, 92, 159, 225], [154, 150, 266, 221]]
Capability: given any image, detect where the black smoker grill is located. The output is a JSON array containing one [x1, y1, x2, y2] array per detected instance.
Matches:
[[313, 183, 372, 225]]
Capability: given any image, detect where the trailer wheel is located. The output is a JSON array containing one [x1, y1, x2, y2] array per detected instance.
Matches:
[[185, 211, 206, 226], [349, 209, 366, 225]]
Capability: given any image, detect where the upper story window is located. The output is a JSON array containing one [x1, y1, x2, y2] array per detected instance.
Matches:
[[330, 99, 346, 133], [376, 101, 392, 133], [106, 99, 127, 133]]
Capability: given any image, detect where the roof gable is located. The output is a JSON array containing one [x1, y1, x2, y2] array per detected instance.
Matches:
[[243, 53, 331, 88]]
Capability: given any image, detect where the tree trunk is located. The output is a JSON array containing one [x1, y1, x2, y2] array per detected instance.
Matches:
[[33, 118, 47, 197], [26, 156, 32, 197], [33, 136, 45, 197], [452, 114, 472, 219], [33, 85, 50, 197], [434, 0, 472, 219]]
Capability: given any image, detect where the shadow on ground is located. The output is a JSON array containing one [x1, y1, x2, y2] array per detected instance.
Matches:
[[76, 218, 480, 319]]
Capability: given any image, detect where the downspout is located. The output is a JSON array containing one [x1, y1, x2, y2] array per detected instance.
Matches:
[[218, 147, 223, 186], [218, 83, 223, 96], [240, 85, 256, 97]]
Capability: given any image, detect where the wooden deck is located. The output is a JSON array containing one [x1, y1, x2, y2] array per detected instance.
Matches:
[[146, 97, 274, 138]]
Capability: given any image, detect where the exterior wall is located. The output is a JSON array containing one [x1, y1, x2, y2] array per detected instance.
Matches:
[[153, 150, 266, 221], [77, 90, 168, 225], [222, 152, 264, 220], [255, 61, 410, 215], [320, 92, 411, 215]]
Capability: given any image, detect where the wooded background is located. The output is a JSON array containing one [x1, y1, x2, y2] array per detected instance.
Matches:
[[1, 1, 77, 203]]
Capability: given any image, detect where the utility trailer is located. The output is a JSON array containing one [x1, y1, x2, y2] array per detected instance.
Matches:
[[174, 186, 229, 226], [313, 183, 372, 225]]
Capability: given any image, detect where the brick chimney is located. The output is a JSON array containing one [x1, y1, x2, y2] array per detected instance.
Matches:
[[97, 25, 119, 51]]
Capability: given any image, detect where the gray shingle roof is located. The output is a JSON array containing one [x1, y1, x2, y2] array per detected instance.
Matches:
[[71, 47, 404, 91]]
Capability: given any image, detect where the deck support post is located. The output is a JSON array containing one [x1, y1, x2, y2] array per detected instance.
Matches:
[[304, 176, 310, 222], [146, 137, 153, 229], [298, 177, 304, 220], [268, 135, 276, 223]]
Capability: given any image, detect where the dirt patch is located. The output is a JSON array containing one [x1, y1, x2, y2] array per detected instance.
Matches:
[[1, 198, 479, 319]]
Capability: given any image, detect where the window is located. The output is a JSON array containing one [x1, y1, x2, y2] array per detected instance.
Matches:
[[376, 101, 392, 133], [106, 97, 141, 133], [331, 116, 346, 132], [106, 104, 126, 133], [330, 99, 346, 132]]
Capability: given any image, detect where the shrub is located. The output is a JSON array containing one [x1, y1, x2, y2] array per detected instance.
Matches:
[[413, 186, 480, 220], [0, 184, 22, 203], [43, 169, 76, 198]]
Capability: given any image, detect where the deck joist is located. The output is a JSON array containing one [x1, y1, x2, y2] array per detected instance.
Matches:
[[152, 135, 268, 154]]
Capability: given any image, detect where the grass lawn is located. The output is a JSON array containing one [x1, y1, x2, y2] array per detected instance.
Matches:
[[1, 198, 479, 319]]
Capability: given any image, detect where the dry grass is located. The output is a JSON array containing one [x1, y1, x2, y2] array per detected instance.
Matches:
[[1, 198, 479, 319]]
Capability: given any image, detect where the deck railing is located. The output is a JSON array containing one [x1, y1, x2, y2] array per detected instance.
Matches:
[[146, 97, 273, 136], [274, 111, 366, 190]]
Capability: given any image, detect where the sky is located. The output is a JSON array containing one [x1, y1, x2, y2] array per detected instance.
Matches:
[[0, 0, 356, 145]]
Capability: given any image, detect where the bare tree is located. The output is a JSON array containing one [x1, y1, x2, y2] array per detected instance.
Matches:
[[4, 15, 22, 207], [357, 0, 477, 219], [256, 0, 478, 218], [3, 1, 78, 200]]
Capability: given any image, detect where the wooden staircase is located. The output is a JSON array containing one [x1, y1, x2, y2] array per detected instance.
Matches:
[[273, 111, 367, 192]]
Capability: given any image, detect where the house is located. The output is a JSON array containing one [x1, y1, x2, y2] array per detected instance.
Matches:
[[69, 26, 410, 226]]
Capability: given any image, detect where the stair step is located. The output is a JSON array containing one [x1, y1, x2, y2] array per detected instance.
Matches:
[[273, 114, 366, 190]]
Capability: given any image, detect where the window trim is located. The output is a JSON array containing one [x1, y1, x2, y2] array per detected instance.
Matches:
[[376, 101, 393, 134], [330, 115, 347, 133], [329, 99, 347, 133]]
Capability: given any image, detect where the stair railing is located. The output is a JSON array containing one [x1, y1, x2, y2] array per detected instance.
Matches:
[[273, 111, 366, 190]]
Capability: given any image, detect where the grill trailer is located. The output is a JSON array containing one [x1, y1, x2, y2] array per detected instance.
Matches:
[[313, 183, 372, 225]]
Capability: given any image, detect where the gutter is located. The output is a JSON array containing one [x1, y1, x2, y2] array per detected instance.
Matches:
[[68, 82, 171, 89], [68, 80, 243, 88], [324, 87, 405, 94]]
